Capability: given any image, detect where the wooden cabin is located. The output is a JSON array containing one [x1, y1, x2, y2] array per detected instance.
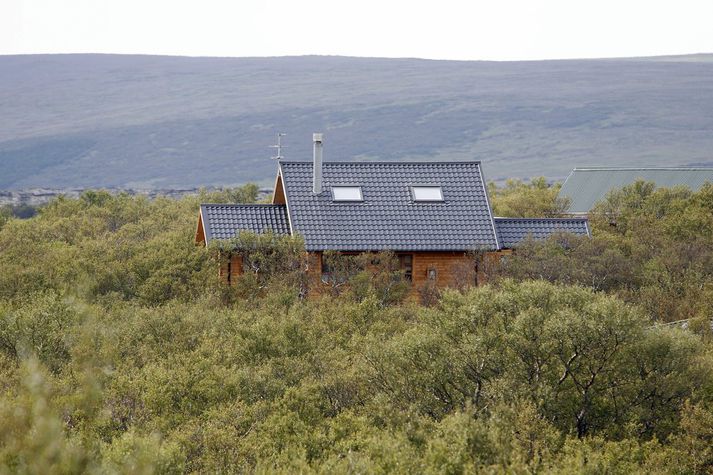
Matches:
[[195, 134, 589, 292]]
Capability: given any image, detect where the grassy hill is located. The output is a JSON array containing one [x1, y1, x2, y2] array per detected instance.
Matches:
[[1, 54, 712, 188]]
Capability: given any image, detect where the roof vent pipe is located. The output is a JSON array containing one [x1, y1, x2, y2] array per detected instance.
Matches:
[[313, 133, 323, 194]]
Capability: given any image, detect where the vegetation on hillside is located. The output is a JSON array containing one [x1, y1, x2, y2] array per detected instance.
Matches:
[[0, 181, 712, 473], [3, 54, 713, 188]]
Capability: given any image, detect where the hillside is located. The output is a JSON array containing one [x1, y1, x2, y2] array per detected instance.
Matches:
[[1, 54, 712, 188]]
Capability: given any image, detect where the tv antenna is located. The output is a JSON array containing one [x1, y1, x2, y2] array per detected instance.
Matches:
[[269, 133, 287, 160]]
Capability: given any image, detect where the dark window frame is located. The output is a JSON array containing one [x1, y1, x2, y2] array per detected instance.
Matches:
[[321, 251, 360, 284], [397, 253, 413, 281]]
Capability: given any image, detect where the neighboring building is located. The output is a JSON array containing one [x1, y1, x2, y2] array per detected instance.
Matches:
[[559, 167, 713, 215], [196, 134, 589, 291]]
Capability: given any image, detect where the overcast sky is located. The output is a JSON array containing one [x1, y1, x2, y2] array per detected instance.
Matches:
[[3, 0, 713, 60]]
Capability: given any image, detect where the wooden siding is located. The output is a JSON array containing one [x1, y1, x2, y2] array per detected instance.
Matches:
[[195, 212, 206, 245], [411, 252, 472, 288], [272, 174, 286, 205], [218, 253, 243, 284], [218, 250, 512, 291], [310, 250, 511, 292]]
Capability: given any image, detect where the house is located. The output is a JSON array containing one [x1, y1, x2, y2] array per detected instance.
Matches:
[[196, 134, 590, 290], [559, 167, 713, 215]]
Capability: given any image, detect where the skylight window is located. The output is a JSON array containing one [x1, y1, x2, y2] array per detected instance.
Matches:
[[412, 186, 444, 202], [332, 186, 363, 201]]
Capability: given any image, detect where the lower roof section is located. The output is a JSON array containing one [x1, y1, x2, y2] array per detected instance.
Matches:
[[494, 217, 590, 249], [200, 204, 290, 244], [198, 206, 590, 251]]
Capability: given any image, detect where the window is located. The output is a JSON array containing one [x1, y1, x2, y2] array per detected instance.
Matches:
[[321, 252, 360, 284], [321, 258, 333, 284], [412, 186, 443, 202], [332, 186, 363, 201], [398, 254, 413, 281]]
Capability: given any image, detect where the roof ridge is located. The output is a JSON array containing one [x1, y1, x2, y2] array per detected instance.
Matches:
[[278, 160, 482, 165], [572, 167, 713, 171], [494, 216, 588, 221], [201, 203, 286, 207]]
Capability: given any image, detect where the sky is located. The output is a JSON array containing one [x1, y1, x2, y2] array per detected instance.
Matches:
[[2, 0, 713, 61]]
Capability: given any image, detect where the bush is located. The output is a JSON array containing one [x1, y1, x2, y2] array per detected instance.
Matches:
[[0, 186, 711, 472], [0, 291, 77, 373]]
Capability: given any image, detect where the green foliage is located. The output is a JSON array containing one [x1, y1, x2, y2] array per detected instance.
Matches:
[[0, 359, 90, 474], [1, 184, 712, 472], [365, 282, 712, 440], [497, 232, 637, 292], [1, 279, 711, 472], [488, 177, 570, 217], [320, 250, 362, 295], [497, 180, 713, 322], [349, 251, 411, 307], [0, 185, 270, 304], [669, 402, 713, 473], [213, 230, 308, 301], [0, 291, 77, 373], [198, 183, 260, 205], [319, 250, 411, 306], [0, 205, 12, 230]]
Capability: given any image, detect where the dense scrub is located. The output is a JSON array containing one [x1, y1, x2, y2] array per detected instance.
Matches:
[[487, 177, 570, 218], [1, 182, 712, 473], [494, 180, 713, 323]]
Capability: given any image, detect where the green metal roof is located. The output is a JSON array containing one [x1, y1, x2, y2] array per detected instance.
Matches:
[[560, 167, 713, 214]]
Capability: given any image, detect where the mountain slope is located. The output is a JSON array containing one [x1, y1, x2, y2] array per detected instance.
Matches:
[[1, 54, 712, 188]]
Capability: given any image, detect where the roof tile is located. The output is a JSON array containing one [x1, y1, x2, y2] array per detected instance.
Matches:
[[201, 204, 290, 243], [279, 161, 499, 251], [494, 217, 590, 248]]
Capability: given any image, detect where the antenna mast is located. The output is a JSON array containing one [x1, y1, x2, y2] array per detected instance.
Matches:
[[269, 133, 287, 160]]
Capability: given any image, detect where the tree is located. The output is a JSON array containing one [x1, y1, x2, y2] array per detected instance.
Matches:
[[0, 205, 13, 229], [488, 177, 570, 217], [198, 183, 261, 204], [0, 187, 711, 472], [213, 230, 308, 300], [497, 181, 713, 323]]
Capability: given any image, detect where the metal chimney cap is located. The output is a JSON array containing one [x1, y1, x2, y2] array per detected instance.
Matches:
[[313, 133, 323, 142]]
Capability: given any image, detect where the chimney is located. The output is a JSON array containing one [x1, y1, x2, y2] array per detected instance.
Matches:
[[312, 133, 323, 194]]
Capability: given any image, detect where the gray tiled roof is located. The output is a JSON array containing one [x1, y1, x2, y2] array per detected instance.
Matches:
[[279, 161, 499, 251], [494, 217, 590, 248], [200, 204, 290, 244], [560, 167, 713, 214]]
